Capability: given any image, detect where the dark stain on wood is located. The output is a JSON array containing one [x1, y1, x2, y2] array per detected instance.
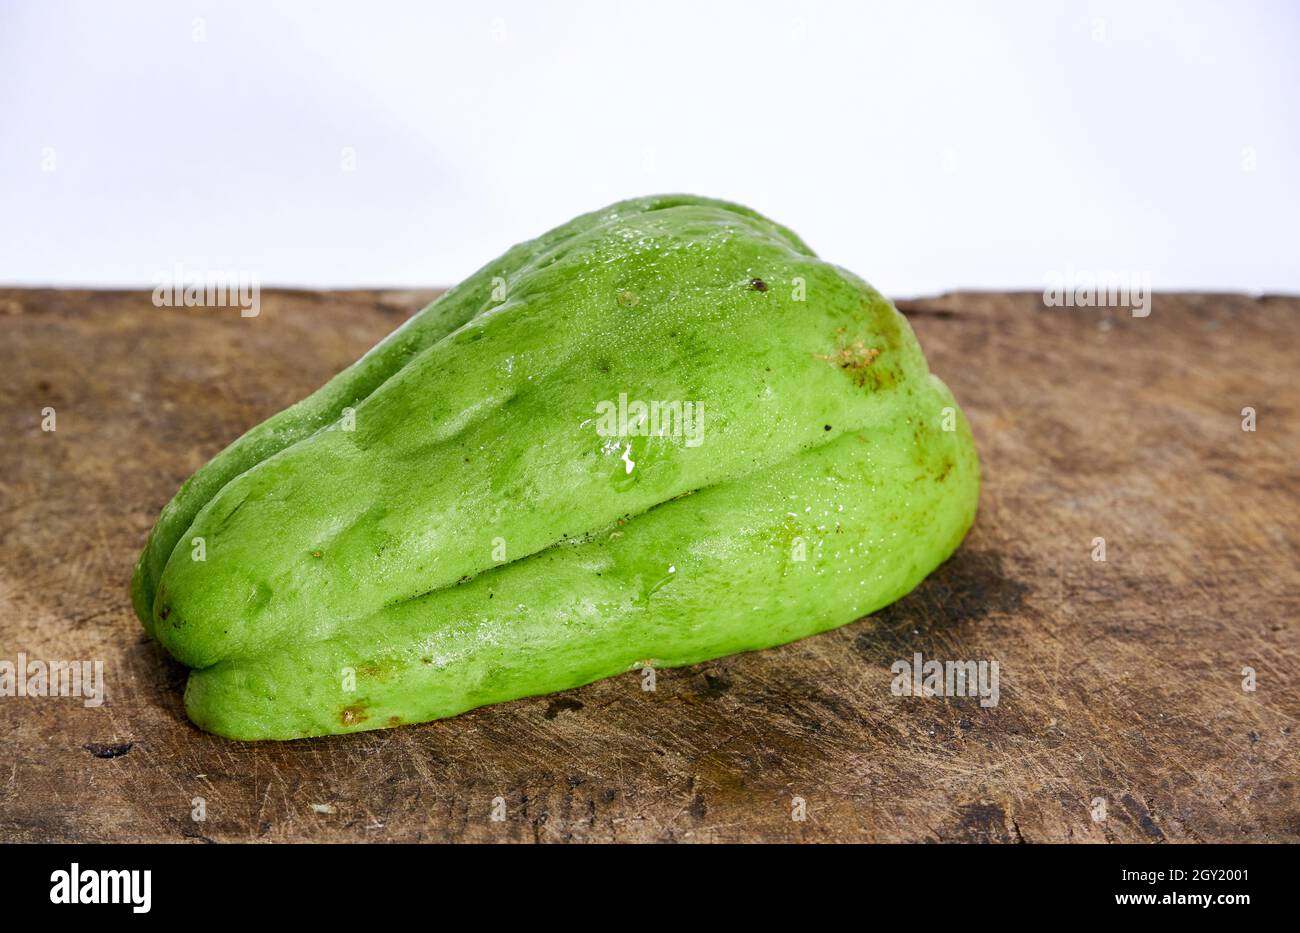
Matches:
[[83, 743, 133, 759], [543, 697, 584, 720]]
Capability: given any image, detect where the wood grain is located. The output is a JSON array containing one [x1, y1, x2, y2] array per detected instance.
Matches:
[[0, 287, 1296, 843]]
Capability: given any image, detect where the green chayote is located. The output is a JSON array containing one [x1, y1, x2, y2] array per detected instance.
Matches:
[[132, 195, 979, 740]]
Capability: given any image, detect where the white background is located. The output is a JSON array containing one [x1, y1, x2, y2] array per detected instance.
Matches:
[[2, 0, 1297, 296]]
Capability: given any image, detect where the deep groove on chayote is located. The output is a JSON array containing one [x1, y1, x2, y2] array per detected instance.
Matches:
[[132, 194, 980, 740]]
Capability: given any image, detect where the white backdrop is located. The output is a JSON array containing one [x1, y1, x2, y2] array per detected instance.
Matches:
[[2, 0, 1297, 295]]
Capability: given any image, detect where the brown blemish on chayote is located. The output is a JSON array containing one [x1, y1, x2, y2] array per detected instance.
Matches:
[[340, 704, 368, 726], [817, 338, 881, 387], [357, 657, 403, 681]]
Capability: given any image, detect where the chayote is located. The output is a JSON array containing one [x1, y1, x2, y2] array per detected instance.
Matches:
[[132, 195, 979, 740]]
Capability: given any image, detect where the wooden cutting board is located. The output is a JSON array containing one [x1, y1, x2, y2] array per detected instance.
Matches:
[[1, 287, 1295, 843]]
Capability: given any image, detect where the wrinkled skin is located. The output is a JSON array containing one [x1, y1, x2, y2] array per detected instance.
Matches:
[[132, 195, 980, 740]]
